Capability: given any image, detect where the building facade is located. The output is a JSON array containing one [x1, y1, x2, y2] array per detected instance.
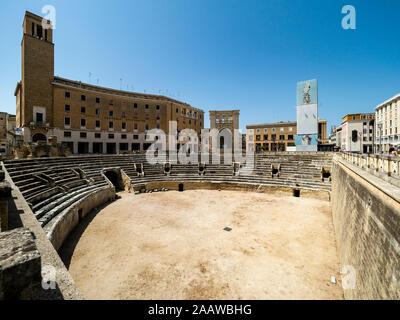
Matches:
[[375, 94, 400, 153], [246, 120, 327, 152], [0, 112, 17, 155], [14, 11, 204, 154], [338, 113, 375, 153], [209, 110, 240, 149]]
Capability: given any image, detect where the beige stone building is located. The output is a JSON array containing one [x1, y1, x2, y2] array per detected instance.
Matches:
[[14, 11, 204, 154], [375, 93, 400, 153], [337, 113, 375, 153], [0, 112, 17, 155], [246, 120, 327, 152], [209, 110, 240, 149]]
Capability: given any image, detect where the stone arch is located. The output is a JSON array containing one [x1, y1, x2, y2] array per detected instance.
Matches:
[[32, 133, 47, 143]]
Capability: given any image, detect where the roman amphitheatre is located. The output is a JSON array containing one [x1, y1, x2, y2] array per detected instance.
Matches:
[[1, 151, 399, 300]]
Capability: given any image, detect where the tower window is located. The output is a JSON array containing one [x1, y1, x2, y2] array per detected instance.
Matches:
[[36, 113, 43, 124], [81, 95, 86, 101], [37, 25, 43, 39]]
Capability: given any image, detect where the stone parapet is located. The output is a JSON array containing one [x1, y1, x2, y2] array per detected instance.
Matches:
[[0, 228, 41, 300]]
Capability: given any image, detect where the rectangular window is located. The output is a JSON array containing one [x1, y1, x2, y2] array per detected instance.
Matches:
[[65, 105, 70, 112], [81, 95, 86, 101], [280, 135, 285, 140], [288, 135, 294, 140], [145, 104, 149, 109], [122, 112, 126, 118], [65, 92, 71, 99], [96, 109, 100, 115], [145, 124, 149, 130], [133, 135, 139, 140], [81, 119, 86, 127], [64, 131, 71, 138], [263, 135, 268, 141], [109, 121, 114, 129], [36, 113, 43, 123], [134, 103, 138, 109], [95, 133, 101, 139], [108, 134, 114, 139], [256, 135, 261, 141], [96, 97, 100, 104], [95, 120, 100, 128], [80, 132, 87, 138], [81, 106, 86, 114], [37, 25, 43, 39], [64, 117, 71, 126], [134, 123, 138, 130], [121, 134, 127, 139], [109, 111, 114, 117], [176, 108, 179, 113], [122, 122, 126, 129], [156, 105, 160, 110]]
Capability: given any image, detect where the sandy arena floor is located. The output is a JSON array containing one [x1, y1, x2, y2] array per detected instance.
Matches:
[[60, 190, 343, 300]]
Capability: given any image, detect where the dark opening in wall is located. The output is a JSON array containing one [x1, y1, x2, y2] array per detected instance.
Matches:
[[78, 208, 83, 221], [322, 170, 331, 179], [179, 184, 184, 192], [293, 189, 300, 198], [272, 168, 279, 175], [104, 170, 123, 191]]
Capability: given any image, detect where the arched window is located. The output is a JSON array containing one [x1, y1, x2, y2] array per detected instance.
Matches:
[[32, 133, 47, 143]]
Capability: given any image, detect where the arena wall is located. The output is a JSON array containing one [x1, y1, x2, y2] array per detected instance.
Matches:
[[140, 181, 330, 201], [47, 187, 115, 251], [332, 157, 400, 299]]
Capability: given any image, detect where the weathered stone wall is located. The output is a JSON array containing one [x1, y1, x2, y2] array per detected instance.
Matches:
[[138, 181, 330, 201], [332, 159, 400, 299], [47, 187, 115, 251], [0, 228, 41, 300]]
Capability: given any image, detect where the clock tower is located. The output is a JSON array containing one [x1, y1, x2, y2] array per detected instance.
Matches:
[[16, 11, 54, 142]]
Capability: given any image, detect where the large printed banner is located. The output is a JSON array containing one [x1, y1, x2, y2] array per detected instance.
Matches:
[[296, 79, 318, 106]]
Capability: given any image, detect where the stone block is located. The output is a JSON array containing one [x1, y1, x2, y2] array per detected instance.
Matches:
[[0, 228, 41, 300]]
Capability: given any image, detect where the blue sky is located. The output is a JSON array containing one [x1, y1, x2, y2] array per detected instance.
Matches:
[[1, 0, 399, 133]]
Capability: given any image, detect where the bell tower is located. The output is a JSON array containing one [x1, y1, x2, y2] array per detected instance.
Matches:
[[17, 11, 54, 140]]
